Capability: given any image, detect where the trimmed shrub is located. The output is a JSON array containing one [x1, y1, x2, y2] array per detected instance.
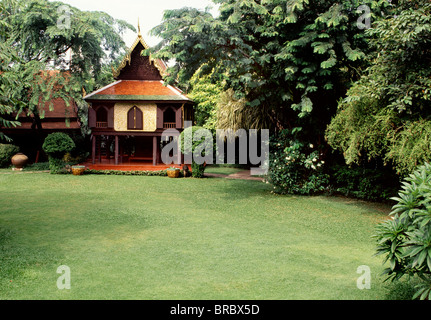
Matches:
[[42, 132, 75, 157], [42, 133, 75, 174], [0, 144, 20, 168], [374, 162, 431, 300]]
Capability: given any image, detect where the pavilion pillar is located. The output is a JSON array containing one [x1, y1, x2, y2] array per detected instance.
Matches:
[[153, 136, 157, 166], [92, 135, 96, 164], [98, 136, 102, 163], [176, 136, 182, 165], [156, 137, 160, 165], [115, 136, 119, 165]]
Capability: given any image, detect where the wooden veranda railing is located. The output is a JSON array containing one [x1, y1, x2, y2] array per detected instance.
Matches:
[[96, 122, 108, 128], [163, 122, 176, 129]]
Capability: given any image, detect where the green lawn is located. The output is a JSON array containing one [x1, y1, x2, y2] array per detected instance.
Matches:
[[0, 172, 394, 300], [204, 165, 243, 176]]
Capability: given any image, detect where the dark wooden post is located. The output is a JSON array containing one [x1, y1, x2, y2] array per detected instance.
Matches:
[[153, 136, 157, 166], [92, 135, 96, 164], [176, 136, 182, 165], [106, 136, 111, 160], [98, 136, 102, 163], [156, 137, 160, 165], [115, 136, 119, 165]]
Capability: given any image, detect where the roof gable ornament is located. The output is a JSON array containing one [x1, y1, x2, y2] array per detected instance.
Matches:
[[113, 19, 167, 79], [138, 18, 141, 37]]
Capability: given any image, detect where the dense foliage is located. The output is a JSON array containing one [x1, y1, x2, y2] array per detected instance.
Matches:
[[268, 128, 328, 195], [374, 163, 431, 300], [326, 0, 431, 176], [329, 164, 400, 201], [187, 68, 224, 130], [0, 144, 19, 168]]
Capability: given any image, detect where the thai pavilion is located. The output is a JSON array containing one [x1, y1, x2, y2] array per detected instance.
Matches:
[[84, 30, 194, 167]]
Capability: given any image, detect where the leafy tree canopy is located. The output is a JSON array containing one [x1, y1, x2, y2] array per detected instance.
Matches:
[[0, 0, 134, 140], [151, 0, 390, 136], [326, 0, 431, 175]]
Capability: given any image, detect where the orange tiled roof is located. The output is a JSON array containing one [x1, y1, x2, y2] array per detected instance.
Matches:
[[84, 80, 192, 102]]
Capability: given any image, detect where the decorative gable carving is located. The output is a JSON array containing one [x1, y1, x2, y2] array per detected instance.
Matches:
[[113, 35, 167, 81]]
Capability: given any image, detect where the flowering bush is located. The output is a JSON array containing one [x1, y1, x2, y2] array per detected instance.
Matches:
[[268, 128, 329, 195]]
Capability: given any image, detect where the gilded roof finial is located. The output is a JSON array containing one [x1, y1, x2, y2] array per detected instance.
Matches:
[[138, 18, 142, 38]]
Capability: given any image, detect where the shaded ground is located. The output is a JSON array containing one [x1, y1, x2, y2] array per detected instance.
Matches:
[[205, 168, 265, 181]]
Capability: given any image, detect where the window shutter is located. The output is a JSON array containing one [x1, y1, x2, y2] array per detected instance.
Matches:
[[135, 107, 143, 130], [176, 107, 182, 129], [127, 106, 143, 130], [107, 107, 114, 128], [127, 107, 135, 130]]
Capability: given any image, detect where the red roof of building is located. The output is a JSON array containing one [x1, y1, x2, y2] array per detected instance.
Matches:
[[1, 97, 80, 131]]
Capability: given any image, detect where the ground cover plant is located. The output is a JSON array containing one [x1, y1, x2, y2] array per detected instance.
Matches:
[[0, 172, 398, 300]]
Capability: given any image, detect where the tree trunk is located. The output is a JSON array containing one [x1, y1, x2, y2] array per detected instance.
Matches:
[[31, 112, 45, 163]]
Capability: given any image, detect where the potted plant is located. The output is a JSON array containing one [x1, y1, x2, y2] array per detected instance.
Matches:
[[71, 165, 86, 176], [167, 166, 180, 178]]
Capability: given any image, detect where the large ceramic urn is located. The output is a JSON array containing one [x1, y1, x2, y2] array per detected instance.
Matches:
[[11, 153, 29, 171]]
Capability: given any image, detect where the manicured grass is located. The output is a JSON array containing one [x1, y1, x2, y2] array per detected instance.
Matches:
[[204, 166, 243, 176], [0, 172, 393, 299]]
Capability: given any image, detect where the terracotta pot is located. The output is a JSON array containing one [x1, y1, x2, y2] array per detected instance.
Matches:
[[11, 153, 28, 169], [167, 168, 180, 178], [71, 165, 86, 176]]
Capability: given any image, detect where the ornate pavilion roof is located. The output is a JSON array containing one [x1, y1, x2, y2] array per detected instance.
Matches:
[[84, 30, 191, 103]]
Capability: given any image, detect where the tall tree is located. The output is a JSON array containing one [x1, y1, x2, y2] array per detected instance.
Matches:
[[0, 1, 21, 141], [0, 0, 134, 141], [151, 0, 390, 144], [326, 0, 431, 175]]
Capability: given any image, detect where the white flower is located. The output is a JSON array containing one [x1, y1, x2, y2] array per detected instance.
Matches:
[[311, 165, 316, 170], [309, 144, 314, 148]]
